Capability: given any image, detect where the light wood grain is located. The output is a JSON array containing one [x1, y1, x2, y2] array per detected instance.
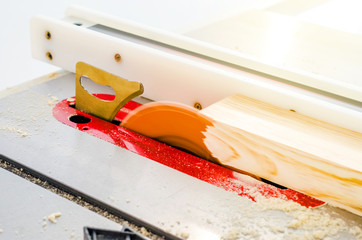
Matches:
[[201, 94, 362, 216]]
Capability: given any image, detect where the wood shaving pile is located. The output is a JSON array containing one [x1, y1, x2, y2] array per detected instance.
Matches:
[[157, 185, 361, 240], [252, 195, 361, 240], [218, 190, 362, 240]]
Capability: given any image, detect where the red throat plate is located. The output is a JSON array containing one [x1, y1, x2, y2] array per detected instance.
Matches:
[[53, 94, 324, 208]]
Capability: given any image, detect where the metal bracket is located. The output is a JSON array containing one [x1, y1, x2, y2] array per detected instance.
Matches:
[[75, 62, 144, 122], [83, 226, 150, 240]]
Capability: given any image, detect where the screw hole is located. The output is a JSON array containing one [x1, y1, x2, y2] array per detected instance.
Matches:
[[82, 126, 89, 131], [194, 102, 202, 110], [69, 115, 91, 124], [114, 53, 122, 62], [46, 52, 53, 61], [45, 31, 51, 40]]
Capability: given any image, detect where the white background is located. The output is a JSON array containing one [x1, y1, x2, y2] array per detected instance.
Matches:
[[0, 0, 251, 91]]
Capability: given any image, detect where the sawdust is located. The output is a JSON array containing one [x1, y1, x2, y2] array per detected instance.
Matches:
[[179, 232, 189, 239], [0, 93, 60, 140], [48, 212, 62, 224], [350, 226, 362, 236], [0, 126, 28, 137], [222, 228, 242, 240], [67, 97, 75, 102], [47, 95, 59, 106], [256, 197, 350, 232], [42, 216, 48, 229], [158, 180, 361, 240]]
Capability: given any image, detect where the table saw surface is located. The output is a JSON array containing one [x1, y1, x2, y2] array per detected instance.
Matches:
[[0, 72, 361, 239]]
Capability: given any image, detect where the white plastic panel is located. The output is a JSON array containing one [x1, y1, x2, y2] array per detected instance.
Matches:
[[30, 15, 362, 132], [65, 5, 362, 103]]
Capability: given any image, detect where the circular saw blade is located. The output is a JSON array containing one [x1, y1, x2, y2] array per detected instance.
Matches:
[[121, 102, 219, 163]]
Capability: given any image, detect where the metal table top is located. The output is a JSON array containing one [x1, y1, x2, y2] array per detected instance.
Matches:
[[0, 72, 361, 239]]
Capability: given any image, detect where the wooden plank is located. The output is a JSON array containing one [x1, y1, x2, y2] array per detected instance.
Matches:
[[201, 94, 362, 216]]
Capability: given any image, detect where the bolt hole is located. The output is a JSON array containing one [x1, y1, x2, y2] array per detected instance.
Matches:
[[69, 115, 91, 124], [82, 126, 89, 131], [74, 23, 83, 26], [45, 31, 51, 40], [46, 52, 53, 61]]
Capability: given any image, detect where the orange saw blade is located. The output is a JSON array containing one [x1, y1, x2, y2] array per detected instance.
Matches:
[[121, 101, 262, 180], [121, 102, 219, 163]]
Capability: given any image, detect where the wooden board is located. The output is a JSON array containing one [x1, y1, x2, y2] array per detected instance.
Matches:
[[201, 94, 362, 216]]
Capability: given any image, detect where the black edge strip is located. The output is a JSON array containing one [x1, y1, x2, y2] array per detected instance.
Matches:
[[0, 154, 181, 240]]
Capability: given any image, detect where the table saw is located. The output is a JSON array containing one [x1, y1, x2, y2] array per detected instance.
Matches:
[[1, 2, 362, 240]]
